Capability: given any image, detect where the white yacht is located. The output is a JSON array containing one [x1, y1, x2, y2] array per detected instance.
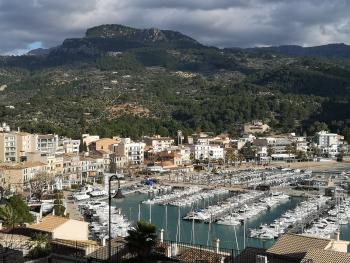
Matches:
[[89, 190, 107, 197], [74, 192, 90, 201]]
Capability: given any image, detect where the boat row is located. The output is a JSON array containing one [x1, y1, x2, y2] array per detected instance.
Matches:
[[217, 192, 290, 226], [142, 186, 202, 205], [137, 185, 173, 195], [79, 200, 131, 242], [169, 189, 229, 207], [249, 196, 331, 240], [303, 198, 350, 238], [73, 186, 107, 201], [169, 168, 311, 188], [184, 191, 265, 222]]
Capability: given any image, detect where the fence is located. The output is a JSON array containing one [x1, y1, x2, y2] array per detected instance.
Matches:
[[50, 240, 135, 263], [49, 238, 242, 263], [157, 240, 240, 263], [50, 239, 298, 263]]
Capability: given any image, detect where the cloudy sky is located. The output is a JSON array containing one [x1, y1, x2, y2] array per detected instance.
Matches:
[[0, 0, 349, 54]]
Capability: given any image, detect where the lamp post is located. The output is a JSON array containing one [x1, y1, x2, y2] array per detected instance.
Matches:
[[108, 174, 125, 262]]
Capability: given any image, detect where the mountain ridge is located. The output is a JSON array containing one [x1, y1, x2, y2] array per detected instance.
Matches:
[[23, 24, 350, 60], [245, 43, 350, 59]]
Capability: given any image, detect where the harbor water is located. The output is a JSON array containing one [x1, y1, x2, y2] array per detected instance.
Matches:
[[113, 193, 304, 251]]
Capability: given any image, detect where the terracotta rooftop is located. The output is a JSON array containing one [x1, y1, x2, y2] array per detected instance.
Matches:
[[266, 234, 331, 259], [28, 215, 69, 232], [16, 132, 32, 136], [0, 161, 46, 170], [301, 248, 350, 263], [53, 238, 99, 249]]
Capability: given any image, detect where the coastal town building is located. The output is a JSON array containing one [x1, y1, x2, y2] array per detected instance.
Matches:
[[60, 138, 80, 154], [190, 144, 224, 160], [0, 131, 17, 162], [35, 134, 59, 154], [314, 130, 346, 157], [0, 161, 47, 193], [114, 138, 145, 165], [0, 122, 10, 132], [82, 134, 100, 148], [143, 135, 174, 152], [260, 136, 293, 154], [243, 120, 270, 134], [88, 138, 120, 152], [15, 132, 36, 161], [264, 233, 350, 262], [28, 215, 89, 241]]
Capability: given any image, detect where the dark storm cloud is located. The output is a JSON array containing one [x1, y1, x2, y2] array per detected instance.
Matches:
[[0, 0, 349, 54]]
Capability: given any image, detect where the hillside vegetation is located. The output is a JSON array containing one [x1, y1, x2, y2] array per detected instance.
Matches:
[[0, 24, 350, 141]]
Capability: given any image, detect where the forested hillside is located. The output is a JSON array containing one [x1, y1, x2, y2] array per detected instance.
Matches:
[[0, 24, 349, 141]]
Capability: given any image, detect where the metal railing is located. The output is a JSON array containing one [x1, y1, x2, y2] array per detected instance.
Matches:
[[157, 239, 240, 263], [49, 239, 241, 263]]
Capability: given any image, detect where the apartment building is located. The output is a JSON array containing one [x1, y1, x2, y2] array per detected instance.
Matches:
[[173, 145, 191, 164], [89, 138, 119, 152], [82, 134, 100, 148], [143, 135, 174, 152], [315, 131, 339, 147], [157, 150, 183, 168], [293, 136, 309, 152], [314, 130, 342, 156], [190, 144, 224, 160], [63, 154, 81, 176], [114, 138, 145, 165], [0, 161, 47, 193], [79, 156, 105, 178], [0, 123, 10, 133], [26, 152, 63, 175], [16, 132, 36, 161], [35, 134, 59, 153], [60, 138, 80, 154], [0, 132, 16, 162], [266, 136, 293, 154], [110, 153, 128, 170]]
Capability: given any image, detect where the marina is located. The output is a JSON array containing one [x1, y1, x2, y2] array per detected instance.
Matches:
[[142, 186, 203, 205], [165, 168, 312, 188], [249, 196, 332, 240], [63, 167, 350, 252], [183, 191, 266, 222]]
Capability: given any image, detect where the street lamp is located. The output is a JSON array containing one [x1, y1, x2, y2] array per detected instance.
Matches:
[[108, 174, 125, 262]]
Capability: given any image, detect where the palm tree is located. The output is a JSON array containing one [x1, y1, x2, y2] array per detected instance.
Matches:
[[125, 220, 157, 258], [0, 206, 18, 229], [225, 148, 237, 166], [34, 233, 49, 249]]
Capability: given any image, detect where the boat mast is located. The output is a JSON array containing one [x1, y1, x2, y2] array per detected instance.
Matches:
[[149, 203, 152, 223], [233, 224, 239, 251], [243, 219, 246, 249], [138, 203, 141, 221], [190, 203, 195, 244], [192, 217, 195, 244], [165, 205, 168, 240], [176, 207, 181, 242], [207, 213, 212, 246]]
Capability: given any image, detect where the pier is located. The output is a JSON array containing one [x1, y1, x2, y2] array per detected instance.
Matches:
[[288, 200, 336, 234], [183, 191, 267, 223], [161, 181, 247, 192]]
